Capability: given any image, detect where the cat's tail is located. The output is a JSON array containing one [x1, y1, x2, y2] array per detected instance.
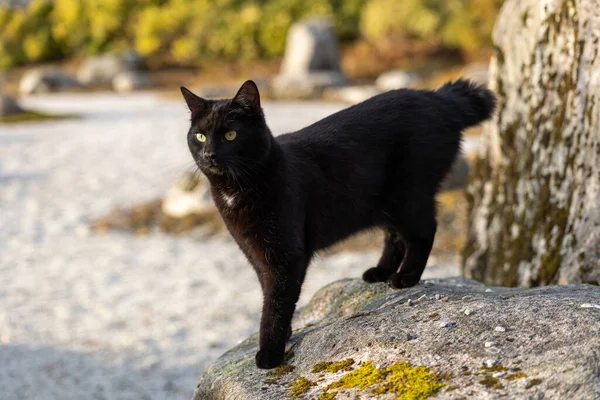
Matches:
[[436, 79, 496, 130]]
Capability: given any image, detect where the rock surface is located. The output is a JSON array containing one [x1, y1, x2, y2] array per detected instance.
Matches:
[[195, 277, 600, 400], [273, 19, 346, 99], [463, 0, 600, 285]]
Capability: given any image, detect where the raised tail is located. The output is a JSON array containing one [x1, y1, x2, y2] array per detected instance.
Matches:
[[436, 79, 497, 130]]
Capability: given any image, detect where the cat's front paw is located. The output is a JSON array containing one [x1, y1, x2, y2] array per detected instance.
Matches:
[[388, 272, 420, 289], [255, 349, 285, 369], [362, 267, 392, 283]]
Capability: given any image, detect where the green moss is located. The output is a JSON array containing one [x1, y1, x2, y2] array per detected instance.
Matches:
[[264, 378, 278, 385], [506, 371, 527, 380], [480, 363, 507, 373], [346, 311, 371, 320], [0, 112, 77, 123], [525, 378, 543, 389], [311, 359, 355, 374], [267, 364, 295, 378], [478, 375, 504, 389], [288, 377, 315, 398], [428, 313, 439, 319], [520, 9, 529, 27], [317, 392, 337, 400]]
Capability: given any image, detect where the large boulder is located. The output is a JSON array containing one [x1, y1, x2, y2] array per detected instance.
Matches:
[[18, 68, 79, 95], [195, 277, 600, 399], [273, 19, 346, 99], [77, 50, 145, 87]]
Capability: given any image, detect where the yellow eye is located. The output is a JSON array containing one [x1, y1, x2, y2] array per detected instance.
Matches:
[[224, 130, 237, 141], [195, 133, 206, 143]]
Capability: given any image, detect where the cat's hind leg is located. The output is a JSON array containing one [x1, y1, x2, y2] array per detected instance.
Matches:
[[362, 230, 406, 283], [388, 215, 437, 289]]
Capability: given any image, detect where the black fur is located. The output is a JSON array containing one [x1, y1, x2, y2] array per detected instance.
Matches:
[[181, 79, 496, 369]]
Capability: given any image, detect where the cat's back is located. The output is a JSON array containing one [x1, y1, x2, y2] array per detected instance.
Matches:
[[277, 88, 448, 148]]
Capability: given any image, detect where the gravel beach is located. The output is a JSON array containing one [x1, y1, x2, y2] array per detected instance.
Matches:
[[0, 92, 458, 399]]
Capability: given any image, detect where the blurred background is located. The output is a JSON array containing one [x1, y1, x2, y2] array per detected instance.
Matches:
[[0, 1, 502, 399]]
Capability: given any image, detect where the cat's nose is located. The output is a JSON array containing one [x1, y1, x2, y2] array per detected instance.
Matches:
[[204, 152, 217, 163]]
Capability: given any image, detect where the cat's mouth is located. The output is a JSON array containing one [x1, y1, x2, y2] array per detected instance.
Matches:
[[202, 165, 225, 176]]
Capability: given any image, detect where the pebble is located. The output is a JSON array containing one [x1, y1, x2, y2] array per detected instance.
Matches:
[[492, 372, 506, 378], [485, 341, 495, 348], [439, 321, 456, 328], [485, 288, 493, 293], [580, 303, 600, 309], [434, 294, 441, 300], [495, 326, 507, 332], [441, 296, 449, 302], [406, 299, 414, 306], [484, 359, 499, 368], [464, 309, 472, 316]]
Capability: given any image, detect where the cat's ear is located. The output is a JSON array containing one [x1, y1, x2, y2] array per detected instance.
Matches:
[[180, 86, 206, 118], [232, 80, 261, 110]]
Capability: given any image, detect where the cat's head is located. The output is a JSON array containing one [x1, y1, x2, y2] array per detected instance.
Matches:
[[181, 80, 271, 178]]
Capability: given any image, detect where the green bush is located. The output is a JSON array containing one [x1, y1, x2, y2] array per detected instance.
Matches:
[[360, 0, 502, 53], [0, 0, 502, 70]]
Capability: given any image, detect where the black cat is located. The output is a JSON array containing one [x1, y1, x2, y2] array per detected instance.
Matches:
[[181, 79, 495, 369]]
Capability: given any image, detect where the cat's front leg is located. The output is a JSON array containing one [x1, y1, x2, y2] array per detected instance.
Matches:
[[255, 260, 306, 369]]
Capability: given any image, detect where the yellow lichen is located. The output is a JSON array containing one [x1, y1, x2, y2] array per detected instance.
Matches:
[[311, 359, 355, 374], [372, 362, 445, 400], [506, 371, 527, 380], [428, 313, 439, 319], [326, 362, 386, 391], [288, 377, 315, 398], [323, 361, 444, 400], [525, 378, 542, 389], [267, 364, 295, 378]]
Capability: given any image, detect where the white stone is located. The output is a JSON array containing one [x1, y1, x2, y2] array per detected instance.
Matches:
[[375, 70, 417, 91]]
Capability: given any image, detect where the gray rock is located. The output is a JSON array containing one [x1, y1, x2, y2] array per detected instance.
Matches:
[[19, 68, 79, 95], [161, 171, 214, 218], [0, 93, 24, 117], [112, 71, 151, 93], [375, 70, 418, 91], [194, 277, 600, 400], [273, 19, 346, 99], [77, 50, 145, 86]]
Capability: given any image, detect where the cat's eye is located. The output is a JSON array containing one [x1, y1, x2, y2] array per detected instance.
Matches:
[[195, 133, 206, 143], [224, 131, 237, 141]]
